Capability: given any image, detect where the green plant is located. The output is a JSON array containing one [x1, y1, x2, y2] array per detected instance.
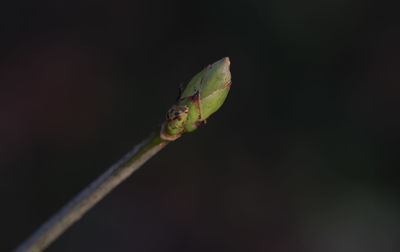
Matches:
[[15, 57, 232, 252]]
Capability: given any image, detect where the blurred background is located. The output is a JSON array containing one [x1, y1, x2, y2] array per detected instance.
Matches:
[[1, 0, 399, 251]]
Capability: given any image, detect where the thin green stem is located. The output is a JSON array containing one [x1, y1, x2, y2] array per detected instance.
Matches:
[[14, 56, 232, 252], [15, 132, 168, 252]]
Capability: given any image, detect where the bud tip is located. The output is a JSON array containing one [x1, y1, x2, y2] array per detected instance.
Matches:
[[220, 57, 230, 67]]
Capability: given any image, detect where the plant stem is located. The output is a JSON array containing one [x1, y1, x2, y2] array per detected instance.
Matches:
[[14, 56, 232, 252], [15, 131, 168, 252]]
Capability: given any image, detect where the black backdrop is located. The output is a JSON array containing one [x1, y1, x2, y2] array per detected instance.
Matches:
[[1, 0, 399, 251]]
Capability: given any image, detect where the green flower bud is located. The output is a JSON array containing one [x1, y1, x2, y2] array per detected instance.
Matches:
[[179, 57, 231, 132], [161, 57, 232, 140]]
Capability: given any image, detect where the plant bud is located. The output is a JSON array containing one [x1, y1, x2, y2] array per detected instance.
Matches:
[[161, 57, 232, 140], [179, 57, 231, 132]]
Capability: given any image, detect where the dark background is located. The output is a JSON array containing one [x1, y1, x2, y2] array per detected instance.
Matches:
[[1, 0, 399, 251]]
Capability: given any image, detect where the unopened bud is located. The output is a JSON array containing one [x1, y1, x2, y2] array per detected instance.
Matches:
[[161, 57, 232, 140], [179, 57, 231, 132]]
